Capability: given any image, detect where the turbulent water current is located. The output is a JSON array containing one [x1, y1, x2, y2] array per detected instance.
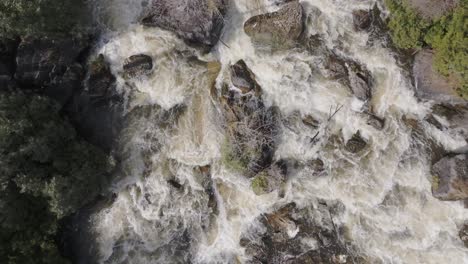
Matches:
[[86, 0, 468, 263]]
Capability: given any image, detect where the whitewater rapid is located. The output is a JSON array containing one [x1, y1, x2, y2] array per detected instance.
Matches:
[[89, 0, 468, 263]]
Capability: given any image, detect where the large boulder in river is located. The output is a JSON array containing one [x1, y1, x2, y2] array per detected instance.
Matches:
[[123, 54, 153, 78], [15, 37, 88, 88], [413, 49, 465, 103], [141, 0, 229, 48], [432, 154, 468, 201], [244, 1, 304, 47]]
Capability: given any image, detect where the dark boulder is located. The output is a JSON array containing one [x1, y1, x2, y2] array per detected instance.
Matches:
[[352, 5, 386, 36], [432, 154, 468, 201], [65, 55, 122, 153], [141, 0, 229, 48], [244, 1, 304, 47], [345, 131, 367, 153], [230, 59, 261, 94], [15, 37, 87, 88], [325, 55, 373, 102], [352, 10, 372, 31], [366, 113, 385, 130], [123, 54, 153, 78]]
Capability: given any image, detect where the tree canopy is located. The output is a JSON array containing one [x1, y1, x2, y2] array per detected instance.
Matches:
[[0, 92, 113, 263]]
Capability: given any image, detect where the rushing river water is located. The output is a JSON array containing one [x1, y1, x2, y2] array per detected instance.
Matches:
[[86, 0, 468, 263]]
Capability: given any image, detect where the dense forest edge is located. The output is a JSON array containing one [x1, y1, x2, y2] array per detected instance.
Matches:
[[0, 0, 466, 263]]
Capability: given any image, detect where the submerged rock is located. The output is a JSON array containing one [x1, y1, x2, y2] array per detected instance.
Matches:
[[460, 223, 468, 248], [123, 54, 153, 78], [240, 202, 362, 264], [141, 0, 229, 48], [432, 154, 468, 201], [15, 37, 87, 87], [244, 1, 304, 47], [345, 131, 368, 153], [88, 54, 116, 97]]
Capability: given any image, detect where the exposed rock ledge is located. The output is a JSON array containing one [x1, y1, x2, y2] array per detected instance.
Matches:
[[413, 49, 465, 104]]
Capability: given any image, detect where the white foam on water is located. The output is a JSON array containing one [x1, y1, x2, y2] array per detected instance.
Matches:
[[89, 0, 468, 263]]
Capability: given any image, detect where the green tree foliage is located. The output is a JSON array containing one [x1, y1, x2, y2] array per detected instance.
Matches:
[[425, 5, 468, 97], [0, 92, 113, 263], [0, 0, 91, 37], [385, 0, 467, 97], [385, 0, 430, 49]]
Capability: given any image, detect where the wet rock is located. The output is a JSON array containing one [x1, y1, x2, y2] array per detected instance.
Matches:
[[251, 161, 287, 195], [403, 115, 448, 163], [244, 1, 304, 47], [65, 54, 122, 152], [219, 63, 280, 175], [0, 38, 19, 89], [301, 34, 328, 56], [123, 54, 153, 78], [325, 55, 373, 101], [141, 0, 229, 48], [352, 10, 372, 31], [303, 114, 320, 129], [459, 223, 468, 248], [230, 60, 261, 94], [88, 54, 116, 98], [353, 5, 387, 37], [241, 202, 362, 264], [15, 37, 87, 88], [432, 154, 468, 201], [344, 131, 367, 153], [366, 114, 385, 130], [413, 49, 465, 103], [431, 103, 468, 141]]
